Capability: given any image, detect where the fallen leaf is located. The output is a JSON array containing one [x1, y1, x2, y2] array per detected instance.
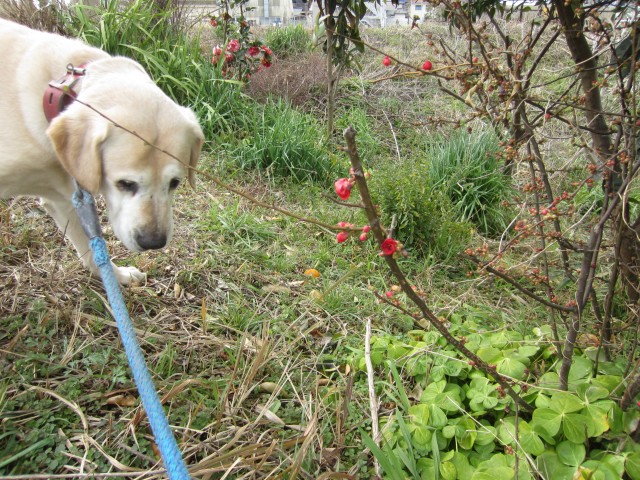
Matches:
[[310, 290, 323, 301], [304, 268, 321, 278], [105, 394, 137, 407], [262, 285, 291, 294], [258, 382, 279, 394]]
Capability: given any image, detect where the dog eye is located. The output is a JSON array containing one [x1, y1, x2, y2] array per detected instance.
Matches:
[[116, 180, 138, 194], [169, 178, 180, 190]]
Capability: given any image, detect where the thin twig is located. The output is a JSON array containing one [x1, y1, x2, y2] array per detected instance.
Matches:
[[465, 257, 575, 314]]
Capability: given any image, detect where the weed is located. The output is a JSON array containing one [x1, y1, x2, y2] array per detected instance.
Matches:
[[265, 24, 313, 58], [370, 158, 473, 262]]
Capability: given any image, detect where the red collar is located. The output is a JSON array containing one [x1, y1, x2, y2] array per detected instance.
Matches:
[[43, 63, 88, 122]]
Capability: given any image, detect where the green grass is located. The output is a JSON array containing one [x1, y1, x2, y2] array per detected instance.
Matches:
[[264, 24, 312, 58], [425, 129, 514, 237], [223, 99, 339, 184], [369, 151, 474, 263]]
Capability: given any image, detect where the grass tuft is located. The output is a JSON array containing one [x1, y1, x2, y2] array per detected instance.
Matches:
[[224, 99, 338, 184], [426, 129, 514, 237], [264, 24, 313, 58]]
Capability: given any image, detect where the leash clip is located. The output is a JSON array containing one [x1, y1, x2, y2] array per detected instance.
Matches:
[[66, 63, 87, 76], [72, 181, 103, 241]]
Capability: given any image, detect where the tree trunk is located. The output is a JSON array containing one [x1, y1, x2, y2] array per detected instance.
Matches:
[[554, 0, 640, 393]]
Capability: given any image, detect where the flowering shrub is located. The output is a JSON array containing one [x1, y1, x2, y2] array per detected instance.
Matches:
[[209, 15, 273, 81]]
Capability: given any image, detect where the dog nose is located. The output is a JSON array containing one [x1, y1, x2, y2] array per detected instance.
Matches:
[[135, 231, 167, 250]]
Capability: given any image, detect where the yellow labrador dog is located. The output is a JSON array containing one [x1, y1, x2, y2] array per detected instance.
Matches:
[[0, 19, 204, 284]]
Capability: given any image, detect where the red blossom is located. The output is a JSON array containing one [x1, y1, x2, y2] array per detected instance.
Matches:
[[209, 18, 218, 27], [362, 225, 371, 233], [227, 39, 240, 53], [359, 233, 368, 242], [382, 56, 392, 67], [248, 46, 260, 57], [336, 231, 349, 243], [334, 178, 353, 200], [262, 45, 273, 55], [381, 238, 398, 256]]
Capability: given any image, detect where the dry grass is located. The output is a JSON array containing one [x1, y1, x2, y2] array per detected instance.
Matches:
[[246, 52, 330, 109], [0, 0, 70, 34]]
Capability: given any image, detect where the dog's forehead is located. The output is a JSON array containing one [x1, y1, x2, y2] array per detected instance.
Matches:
[[108, 116, 192, 158], [102, 130, 190, 179]]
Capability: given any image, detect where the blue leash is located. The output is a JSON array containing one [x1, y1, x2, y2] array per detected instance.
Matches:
[[72, 187, 190, 480]]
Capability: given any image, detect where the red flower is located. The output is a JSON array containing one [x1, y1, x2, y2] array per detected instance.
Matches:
[[212, 46, 223, 56], [362, 225, 371, 233], [336, 231, 349, 243], [359, 233, 368, 242], [209, 18, 218, 27], [422, 60, 433, 71], [334, 178, 353, 200], [262, 45, 273, 55], [227, 39, 240, 53], [382, 56, 392, 67], [225, 53, 234, 63], [261, 58, 272, 68], [381, 238, 398, 256], [248, 46, 260, 57]]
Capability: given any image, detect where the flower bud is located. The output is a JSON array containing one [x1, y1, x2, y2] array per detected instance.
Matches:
[[336, 231, 349, 243]]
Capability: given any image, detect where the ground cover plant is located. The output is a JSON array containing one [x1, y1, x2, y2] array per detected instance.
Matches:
[[1, 0, 640, 478]]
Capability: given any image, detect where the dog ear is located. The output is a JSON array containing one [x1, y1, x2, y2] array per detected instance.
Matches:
[[188, 128, 204, 190], [180, 106, 204, 190], [46, 115, 108, 195]]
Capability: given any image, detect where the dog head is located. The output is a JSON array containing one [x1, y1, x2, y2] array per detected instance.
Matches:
[[46, 59, 204, 252]]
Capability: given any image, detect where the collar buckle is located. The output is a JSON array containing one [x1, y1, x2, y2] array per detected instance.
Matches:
[[43, 63, 87, 122]]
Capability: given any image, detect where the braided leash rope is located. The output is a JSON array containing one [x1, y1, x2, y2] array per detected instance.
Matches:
[[72, 187, 190, 480]]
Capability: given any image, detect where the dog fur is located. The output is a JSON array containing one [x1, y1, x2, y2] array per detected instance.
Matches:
[[0, 19, 204, 284]]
